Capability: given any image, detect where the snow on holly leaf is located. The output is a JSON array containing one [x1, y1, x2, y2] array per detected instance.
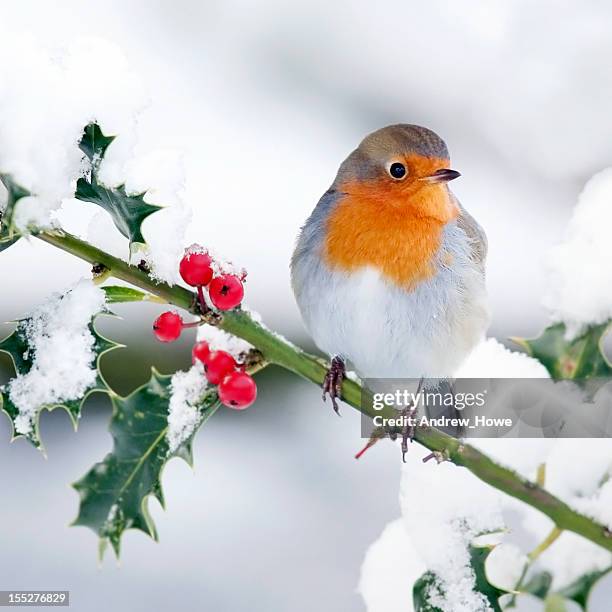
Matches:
[[79, 123, 116, 178], [512, 321, 612, 382], [72, 367, 219, 557], [413, 544, 508, 612], [75, 123, 162, 248], [0, 173, 29, 249], [75, 181, 162, 248], [0, 280, 117, 449]]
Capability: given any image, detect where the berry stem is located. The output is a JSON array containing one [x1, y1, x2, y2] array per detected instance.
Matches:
[[34, 227, 612, 555], [181, 321, 202, 329], [196, 285, 208, 313]]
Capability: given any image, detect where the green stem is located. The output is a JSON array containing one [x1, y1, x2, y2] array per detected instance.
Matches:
[[37, 228, 612, 553], [507, 463, 562, 607], [528, 526, 563, 562]]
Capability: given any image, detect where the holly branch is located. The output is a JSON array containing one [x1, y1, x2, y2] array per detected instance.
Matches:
[[3, 124, 612, 609], [33, 226, 612, 554]]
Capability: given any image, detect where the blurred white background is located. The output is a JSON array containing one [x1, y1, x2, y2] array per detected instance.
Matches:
[[1, 1, 612, 610]]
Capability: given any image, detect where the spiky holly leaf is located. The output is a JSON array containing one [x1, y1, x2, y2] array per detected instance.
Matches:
[[0, 316, 119, 450], [72, 370, 219, 558], [413, 545, 507, 612], [0, 173, 29, 246], [470, 545, 507, 611], [556, 566, 612, 610], [75, 124, 162, 248], [512, 322, 612, 382], [79, 123, 115, 178], [75, 180, 161, 247]]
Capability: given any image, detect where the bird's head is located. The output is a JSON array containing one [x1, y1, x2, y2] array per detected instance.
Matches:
[[334, 124, 460, 223]]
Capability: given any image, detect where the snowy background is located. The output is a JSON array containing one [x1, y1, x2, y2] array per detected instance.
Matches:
[[1, 1, 612, 610]]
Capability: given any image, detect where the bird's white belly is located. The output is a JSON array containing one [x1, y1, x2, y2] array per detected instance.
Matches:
[[300, 264, 488, 379]]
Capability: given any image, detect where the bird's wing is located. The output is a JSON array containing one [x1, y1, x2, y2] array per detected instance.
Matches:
[[291, 189, 339, 267], [455, 201, 487, 270]]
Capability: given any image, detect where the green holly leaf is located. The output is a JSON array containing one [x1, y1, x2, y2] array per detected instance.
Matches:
[[0, 316, 119, 450], [79, 123, 115, 177], [556, 566, 612, 610], [101, 285, 163, 304], [75, 124, 162, 248], [522, 571, 553, 599], [0, 173, 29, 244], [75, 180, 161, 247], [413, 572, 443, 612], [512, 322, 612, 382], [72, 370, 219, 558], [413, 545, 506, 612], [470, 545, 506, 611]]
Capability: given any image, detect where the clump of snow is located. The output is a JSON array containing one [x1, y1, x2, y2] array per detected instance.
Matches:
[[6, 280, 106, 436], [345, 370, 362, 384], [183, 243, 209, 258], [0, 31, 146, 231], [360, 343, 612, 608], [166, 364, 209, 454], [11, 196, 49, 231], [210, 256, 246, 279], [484, 544, 527, 592], [479, 439, 612, 590], [455, 338, 550, 378], [181, 243, 246, 279], [399, 445, 504, 612], [196, 324, 253, 359], [86, 211, 129, 260], [359, 438, 612, 610], [242, 306, 263, 325], [541, 439, 612, 539], [128, 150, 192, 284], [515, 504, 612, 590], [572, 479, 612, 533], [358, 519, 425, 612], [545, 439, 612, 502], [544, 168, 612, 336], [496, 438, 612, 589]]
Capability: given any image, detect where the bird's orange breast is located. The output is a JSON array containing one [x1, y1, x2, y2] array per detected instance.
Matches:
[[323, 181, 458, 289]]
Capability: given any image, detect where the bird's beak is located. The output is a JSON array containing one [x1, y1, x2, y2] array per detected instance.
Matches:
[[420, 168, 461, 183]]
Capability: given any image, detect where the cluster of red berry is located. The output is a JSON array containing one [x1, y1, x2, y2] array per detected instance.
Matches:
[[192, 340, 256, 409], [152, 246, 257, 410]]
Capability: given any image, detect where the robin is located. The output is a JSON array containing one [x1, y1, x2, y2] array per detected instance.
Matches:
[[291, 124, 489, 420]]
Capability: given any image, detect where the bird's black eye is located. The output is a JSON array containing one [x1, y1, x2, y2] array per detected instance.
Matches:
[[388, 162, 407, 180]]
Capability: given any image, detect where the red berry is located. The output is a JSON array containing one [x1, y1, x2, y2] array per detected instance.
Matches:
[[202, 350, 236, 384], [153, 311, 183, 342], [179, 249, 214, 287], [219, 371, 257, 409], [209, 274, 244, 310], [192, 341, 211, 365]]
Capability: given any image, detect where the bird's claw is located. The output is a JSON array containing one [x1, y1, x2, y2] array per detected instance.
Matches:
[[388, 379, 424, 461], [400, 405, 417, 463], [323, 356, 345, 415]]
